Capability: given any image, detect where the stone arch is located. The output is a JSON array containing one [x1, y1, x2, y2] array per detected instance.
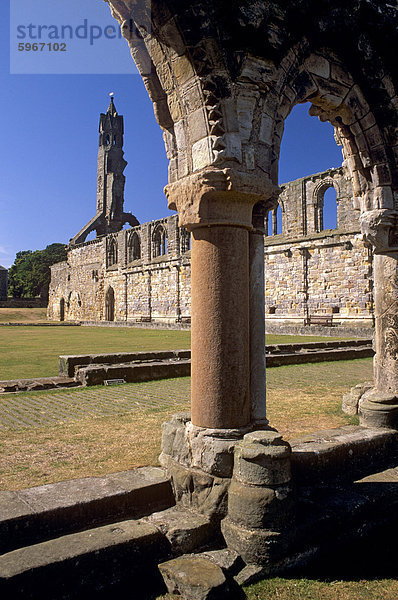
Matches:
[[67, 291, 82, 320], [127, 231, 141, 262], [105, 287, 115, 322], [152, 224, 167, 258], [261, 46, 394, 221], [313, 178, 340, 232]]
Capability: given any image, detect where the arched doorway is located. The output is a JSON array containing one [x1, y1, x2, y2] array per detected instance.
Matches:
[[59, 298, 65, 322], [105, 287, 115, 322]]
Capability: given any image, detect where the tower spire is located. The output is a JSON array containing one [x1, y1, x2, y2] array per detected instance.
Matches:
[[69, 96, 139, 245], [107, 92, 117, 117]]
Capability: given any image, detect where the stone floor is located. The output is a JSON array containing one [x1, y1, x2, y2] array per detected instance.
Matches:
[[0, 378, 191, 430]]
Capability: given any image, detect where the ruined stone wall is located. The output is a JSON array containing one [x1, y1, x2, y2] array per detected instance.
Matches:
[[48, 168, 374, 328], [264, 169, 373, 327], [48, 214, 192, 324]]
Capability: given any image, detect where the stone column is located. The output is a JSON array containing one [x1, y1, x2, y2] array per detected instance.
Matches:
[[359, 209, 398, 428], [165, 172, 277, 431], [249, 203, 267, 426], [190, 224, 251, 429]]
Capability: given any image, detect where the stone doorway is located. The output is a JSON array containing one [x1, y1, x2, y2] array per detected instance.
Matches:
[[59, 298, 65, 322], [105, 287, 115, 322]]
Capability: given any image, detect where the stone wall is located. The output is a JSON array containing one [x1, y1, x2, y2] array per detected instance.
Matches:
[[48, 215, 192, 324], [264, 168, 373, 327], [48, 168, 373, 328]]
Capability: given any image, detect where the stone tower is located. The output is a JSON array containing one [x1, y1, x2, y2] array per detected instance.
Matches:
[[71, 95, 139, 245]]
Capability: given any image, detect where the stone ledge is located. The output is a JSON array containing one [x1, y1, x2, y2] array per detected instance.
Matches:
[[60, 349, 191, 378], [76, 359, 191, 386], [0, 519, 169, 599], [0, 467, 174, 554], [291, 425, 398, 485]]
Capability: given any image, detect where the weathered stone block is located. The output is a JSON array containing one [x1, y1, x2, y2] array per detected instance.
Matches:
[[159, 555, 231, 600], [233, 431, 291, 486], [144, 506, 214, 555]]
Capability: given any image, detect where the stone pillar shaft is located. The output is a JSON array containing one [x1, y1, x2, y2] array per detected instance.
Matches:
[[190, 225, 250, 429], [249, 228, 267, 426], [373, 253, 398, 395]]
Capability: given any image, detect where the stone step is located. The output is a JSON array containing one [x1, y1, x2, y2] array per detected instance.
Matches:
[[0, 518, 169, 600], [0, 467, 174, 554]]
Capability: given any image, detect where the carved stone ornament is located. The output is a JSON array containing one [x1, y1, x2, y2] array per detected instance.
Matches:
[[360, 208, 398, 253]]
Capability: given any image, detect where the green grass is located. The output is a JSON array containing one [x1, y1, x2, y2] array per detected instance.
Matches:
[[0, 326, 191, 380], [0, 308, 47, 323], [0, 324, 352, 380]]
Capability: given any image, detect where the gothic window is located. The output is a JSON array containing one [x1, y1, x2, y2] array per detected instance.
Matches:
[[152, 224, 167, 258], [128, 232, 141, 262], [180, 228, 191, 253], [315, 183, 338, 232], [105, 287, 115, 321], [107, 238, 118, 267], [265, 204, 283, 236]]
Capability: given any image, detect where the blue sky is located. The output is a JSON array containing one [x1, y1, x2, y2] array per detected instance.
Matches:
[[0, 0, 343, 268]]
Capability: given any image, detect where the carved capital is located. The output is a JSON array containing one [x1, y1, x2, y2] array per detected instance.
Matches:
[[165, 167, 279, 230], [360, 209, 398, 254]]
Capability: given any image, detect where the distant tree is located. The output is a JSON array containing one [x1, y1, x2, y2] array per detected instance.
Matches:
[[8, 244, 67, 299]]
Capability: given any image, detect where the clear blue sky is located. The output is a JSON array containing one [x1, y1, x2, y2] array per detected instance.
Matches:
[[1, 0, 343, 268]]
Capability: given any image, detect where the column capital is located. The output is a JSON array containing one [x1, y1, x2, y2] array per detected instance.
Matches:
[[360, 208, 398, 254], [165, 167, 279, 231]]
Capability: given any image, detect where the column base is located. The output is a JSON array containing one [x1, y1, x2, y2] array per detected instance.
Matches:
[[159, 413, 271, 522], [359, 389, 398, 429]]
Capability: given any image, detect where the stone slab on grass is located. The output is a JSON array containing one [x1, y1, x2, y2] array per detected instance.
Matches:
[[0, 519, 168, 599], [76, 359, 191, 386], [0, 466, 174, 554]]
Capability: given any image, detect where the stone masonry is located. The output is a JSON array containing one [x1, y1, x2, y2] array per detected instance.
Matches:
[[48, 106, 373, 328]]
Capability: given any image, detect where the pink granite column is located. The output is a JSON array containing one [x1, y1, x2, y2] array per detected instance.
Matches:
[[190, 225, 251, 429]]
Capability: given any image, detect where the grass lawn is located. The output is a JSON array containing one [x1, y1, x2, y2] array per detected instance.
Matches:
[[1, 357, 392, 599], [0, 322, 352, 380], [0, 307, 47, 323], [0, 358, 372, 490]]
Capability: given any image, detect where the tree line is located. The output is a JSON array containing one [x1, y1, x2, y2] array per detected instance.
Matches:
[[8, 243, 67, 299]]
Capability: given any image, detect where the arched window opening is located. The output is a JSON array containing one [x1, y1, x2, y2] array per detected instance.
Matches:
[[105, 134, 110, 145], [105, 287, 115, 322], [276, 204, 283, 234], [113, 136, 117, 145], [266, 205, 282, 236], [107, 239, 118, 267], [59, 298, 65, 322], [153, 225, 167, 258], [322, 187, 338, 231], [128, 233, 141, 262], [181, 228, 191, 253]]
